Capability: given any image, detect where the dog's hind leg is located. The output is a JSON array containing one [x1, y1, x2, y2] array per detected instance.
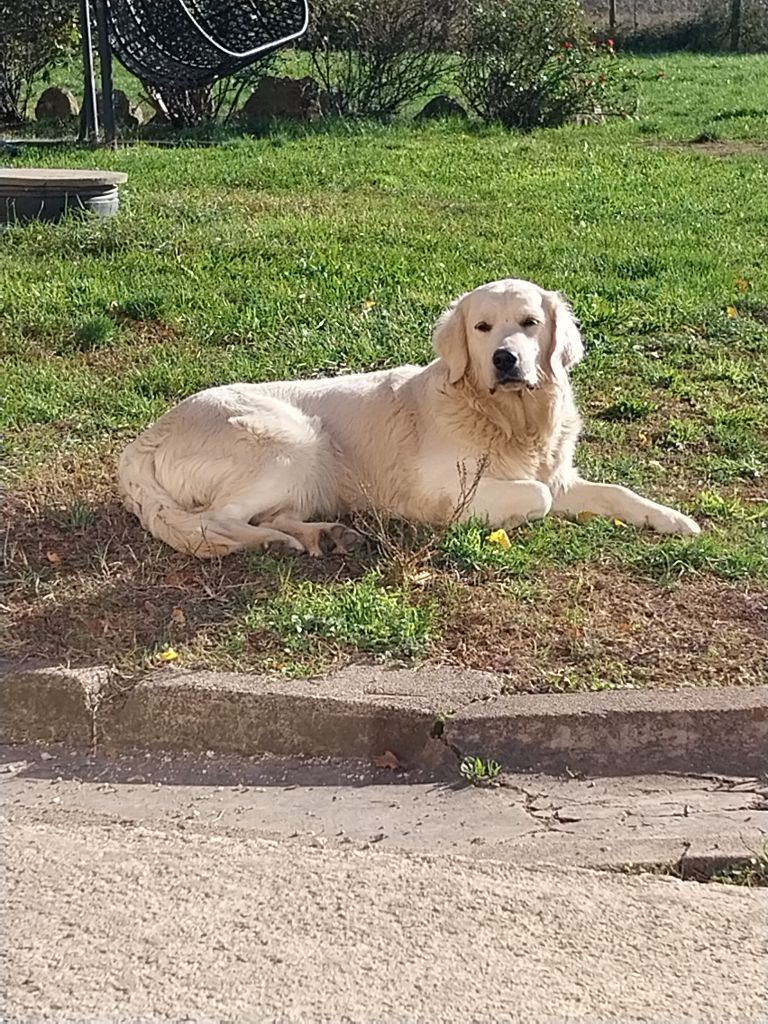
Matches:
[[261, 515, 363, 558]]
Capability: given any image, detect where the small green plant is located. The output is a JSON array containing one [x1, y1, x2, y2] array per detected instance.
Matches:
[[545, 668, 630, 692], [71, 315, 120, 353], [711, 848, 768, 888], [598, 398, 656, 422], [439, 520, 529, 576], [632, 534, 767, 584], [246, 569, 434, 659], [460, 755, 503, 787], [111, 295, 167, 322], [657, 418, 703, 450], [693, 490, 768, 522], [54, 501, 96, 532]]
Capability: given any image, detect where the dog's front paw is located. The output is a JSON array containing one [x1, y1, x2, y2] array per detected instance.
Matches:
[[650, 509, 701, 536]]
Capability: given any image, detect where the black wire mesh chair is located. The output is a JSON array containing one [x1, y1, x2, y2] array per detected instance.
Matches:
[[105, 0, 309, 89]]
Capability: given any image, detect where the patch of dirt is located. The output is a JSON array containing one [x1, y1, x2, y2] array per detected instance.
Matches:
[[441, 568, 768, 690], [651, 139, 768, 159]]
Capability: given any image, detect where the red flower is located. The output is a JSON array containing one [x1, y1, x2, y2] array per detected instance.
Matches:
[[563, 41, 573, 50], [607, 37, 615, 47]]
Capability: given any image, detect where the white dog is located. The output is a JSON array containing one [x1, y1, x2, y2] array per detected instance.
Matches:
[[118, 278, 700, 558]]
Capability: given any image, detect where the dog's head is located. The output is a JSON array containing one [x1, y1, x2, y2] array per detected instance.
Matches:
[[433, 279, 584, 392]]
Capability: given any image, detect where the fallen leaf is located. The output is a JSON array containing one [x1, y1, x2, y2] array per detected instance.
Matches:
[[373, 750, 401, 770], [157, 647, 179, 663], [576, 511, 597, 523], [46, 551, 61, 565], [171, 607, 187, 627], [613, 518, 627, 528], [737, 278, 750, 293], [363, 298, 376, 310], [487, 528, 511, 548], [726, 305, 738, 317]]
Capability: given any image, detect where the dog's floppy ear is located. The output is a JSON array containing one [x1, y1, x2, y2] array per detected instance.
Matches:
[[433, 294, 469, 384], [547, 291, 584, 376]]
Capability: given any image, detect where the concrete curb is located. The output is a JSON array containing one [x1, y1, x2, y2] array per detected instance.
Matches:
[[2, 660, 767, 776]]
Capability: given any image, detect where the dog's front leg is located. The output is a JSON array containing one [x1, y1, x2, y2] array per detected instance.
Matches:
[[552, 479, 700, 535], [460, 478, 553, 528]]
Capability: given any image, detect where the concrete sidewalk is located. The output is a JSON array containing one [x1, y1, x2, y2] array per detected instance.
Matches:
[[6, 806, 767, 1024], [3, 745, 767, 869], [3, 745, 768, 1023]]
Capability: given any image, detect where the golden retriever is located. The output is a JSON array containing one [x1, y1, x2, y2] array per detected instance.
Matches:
[[118, 278, 699, 557]]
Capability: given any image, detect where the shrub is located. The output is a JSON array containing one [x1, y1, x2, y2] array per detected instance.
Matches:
[[305, 0, 460, 118], [458, 0, 626, 130], [0, 1, 78, 123]]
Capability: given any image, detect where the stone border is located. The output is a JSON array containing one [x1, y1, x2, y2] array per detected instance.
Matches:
[[2, 660, 767, 776]]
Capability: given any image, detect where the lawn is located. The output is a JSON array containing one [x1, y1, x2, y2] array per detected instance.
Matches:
[[2, 52, 768, 688]]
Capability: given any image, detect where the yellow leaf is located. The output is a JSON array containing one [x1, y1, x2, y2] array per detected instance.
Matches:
[[157, 647, 179, 663], [487, 528, 511, 549], [613, 518, 627, 528], [726, 305, 738, 317], [576, 511, 597, 523], [737, 278, 750, 293], [364, 298, 376, 310]]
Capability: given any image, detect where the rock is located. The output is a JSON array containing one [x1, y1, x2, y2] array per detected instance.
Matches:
[[241, 76, 323, 122], [416, 95, 467, 121], [35, 87, 79, 123], [97, 89, 144, 129]]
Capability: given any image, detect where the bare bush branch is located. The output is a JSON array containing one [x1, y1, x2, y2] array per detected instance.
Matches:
[[305, 0, 461, 119]]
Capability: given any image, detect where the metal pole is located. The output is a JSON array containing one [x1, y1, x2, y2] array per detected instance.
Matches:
[[729, 0, 742, 51], [78, 0, 100, 143], [94, 0, 117, 146]]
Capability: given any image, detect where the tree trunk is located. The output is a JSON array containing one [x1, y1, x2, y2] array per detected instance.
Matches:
[[609, 0, 616, 34]]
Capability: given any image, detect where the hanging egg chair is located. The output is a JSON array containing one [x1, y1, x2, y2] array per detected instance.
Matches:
[[104, 0, 310, 89]]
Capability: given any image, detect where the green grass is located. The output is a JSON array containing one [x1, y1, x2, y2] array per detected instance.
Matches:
[[441, 518, 768, 584], [244, 570, 434, 662], [3, 52, 768, 683]]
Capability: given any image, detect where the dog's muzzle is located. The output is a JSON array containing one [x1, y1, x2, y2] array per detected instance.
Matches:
[[492, 347, 527, 385]]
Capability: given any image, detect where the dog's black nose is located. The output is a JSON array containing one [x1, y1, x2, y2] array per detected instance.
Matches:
[[492, 348, 518, 373]]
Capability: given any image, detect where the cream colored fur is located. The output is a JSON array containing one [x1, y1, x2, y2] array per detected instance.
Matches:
[[118, 279, 700, 558]]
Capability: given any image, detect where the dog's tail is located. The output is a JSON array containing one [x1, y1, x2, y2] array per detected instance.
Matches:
[[118, 435, 271, 559]]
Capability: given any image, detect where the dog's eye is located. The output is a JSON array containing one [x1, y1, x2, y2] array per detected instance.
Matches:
[[475, 321, 492, 333], [521, 317, 540, 328]]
